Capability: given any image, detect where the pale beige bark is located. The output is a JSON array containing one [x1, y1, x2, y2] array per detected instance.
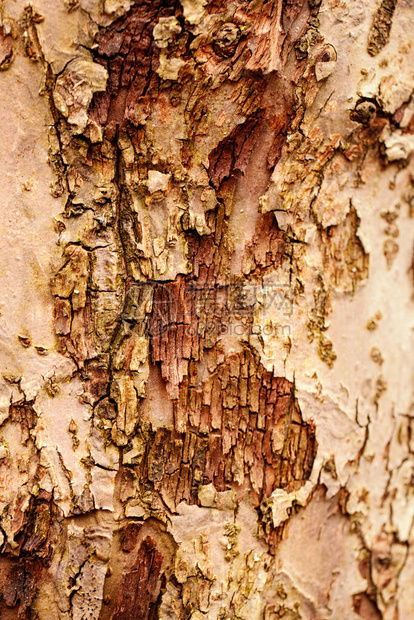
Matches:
[[0, 1, 413, 619]]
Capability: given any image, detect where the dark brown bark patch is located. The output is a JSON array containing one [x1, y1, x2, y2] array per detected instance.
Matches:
[[0, 557, 46, 618]]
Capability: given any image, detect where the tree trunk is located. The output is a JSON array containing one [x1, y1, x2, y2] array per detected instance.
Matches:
[[0, 0, 413, 618]]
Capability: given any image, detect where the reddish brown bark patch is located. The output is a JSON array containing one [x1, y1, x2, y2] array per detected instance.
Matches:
[[0, 26, 13, 71], [112, 536, 163, 620], [243, 212, 287, 275], [353, 592, 382, 620], [149, 211, 288, 395], [121, 522, 142, 553], [208, 117, 264, 188], [81, 360, 110, 405], [89, 1, 178, 129], [207, 73, 294, 189], [9, 400, 37, 444], [149, 213, 234, 395], [243, 0, 308, 72], [143, 348, 316, 536]]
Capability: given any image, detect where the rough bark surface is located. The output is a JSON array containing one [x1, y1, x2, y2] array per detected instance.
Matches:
[[0, 0, 414, 618]]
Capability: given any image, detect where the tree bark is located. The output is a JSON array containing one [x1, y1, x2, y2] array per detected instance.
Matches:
[[0, 0, 413, 618]]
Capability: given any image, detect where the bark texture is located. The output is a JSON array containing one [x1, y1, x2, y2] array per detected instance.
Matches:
[[0, 0, 414, 618]]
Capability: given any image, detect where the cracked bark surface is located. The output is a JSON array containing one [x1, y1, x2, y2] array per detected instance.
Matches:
[[0, 0, 414, 618]]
